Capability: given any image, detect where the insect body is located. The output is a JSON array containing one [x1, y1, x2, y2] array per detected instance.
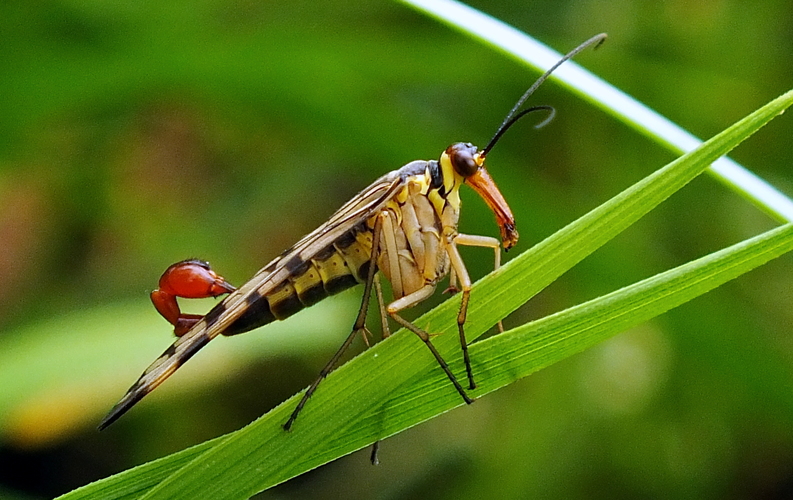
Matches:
[[99, 34, 606, 433]]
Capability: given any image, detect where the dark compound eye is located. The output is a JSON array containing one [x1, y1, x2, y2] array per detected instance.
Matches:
[[446, 142, 480, 177]]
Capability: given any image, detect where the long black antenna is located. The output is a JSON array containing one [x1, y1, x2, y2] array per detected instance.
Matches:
[[481, 33, 607, 157]]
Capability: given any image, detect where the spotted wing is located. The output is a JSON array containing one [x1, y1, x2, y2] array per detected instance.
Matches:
[[99, 170, 411, 429]]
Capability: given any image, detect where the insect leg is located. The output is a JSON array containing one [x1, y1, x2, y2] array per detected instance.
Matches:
[[380, 216, 472, 403], [283, 214, 384, 432], [447, 234, 502, 390], [370, 441, 381, 466], [388, 294, 473, 404], [454, 233, 503, 334], [444, 239, 474, 390], [374, 274, 391, 339], [379, 208, 403, 299], [445, 267, 459, 295], [452, 235, 501, 272], [367, 272, 394, 465]]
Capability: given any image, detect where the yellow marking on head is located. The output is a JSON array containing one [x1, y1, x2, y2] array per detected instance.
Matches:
[[439, 152, 456, 193], [438, 152, 463, 211]]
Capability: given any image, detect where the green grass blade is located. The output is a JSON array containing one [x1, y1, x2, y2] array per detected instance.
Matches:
[[57, 86, 793, 500], [61, 220, 793, 500], [456, 88, 793, 340], [56, 439, 223, 500], [476, 222, 793, 389]]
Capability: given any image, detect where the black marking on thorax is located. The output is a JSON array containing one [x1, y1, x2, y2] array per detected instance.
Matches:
[[428, 160, 443, 190]]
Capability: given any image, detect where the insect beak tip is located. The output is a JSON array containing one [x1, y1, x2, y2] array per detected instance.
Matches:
[[501, 227, 519, 250]]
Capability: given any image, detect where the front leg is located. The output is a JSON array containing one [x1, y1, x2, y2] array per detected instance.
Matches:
[[446, 233, 502, 390]]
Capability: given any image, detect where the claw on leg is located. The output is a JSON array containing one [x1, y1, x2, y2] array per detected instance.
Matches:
[[359, 326, 373, 347]]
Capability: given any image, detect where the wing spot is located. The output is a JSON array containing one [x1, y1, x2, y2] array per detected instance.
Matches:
[[285, 255, 307, 275], [204, 303, 226, 327], [246, 290, 263, 305]]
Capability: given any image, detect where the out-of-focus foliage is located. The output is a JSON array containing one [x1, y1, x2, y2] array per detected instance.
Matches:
[[0, 0, 791, 498]]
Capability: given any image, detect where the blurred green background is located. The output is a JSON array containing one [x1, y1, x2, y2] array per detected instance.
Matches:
[[1, 0, 792, 498]]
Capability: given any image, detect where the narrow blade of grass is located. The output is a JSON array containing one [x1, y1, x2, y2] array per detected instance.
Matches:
[[58, 86, 793, 500], [475, 222, 793, 389], [140, 213, 793, 500]]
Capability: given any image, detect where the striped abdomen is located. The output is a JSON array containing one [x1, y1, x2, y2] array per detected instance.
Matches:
[[223, 223, 374, 336]]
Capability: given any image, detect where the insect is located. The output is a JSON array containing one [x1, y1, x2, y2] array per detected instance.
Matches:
[[99, 34, 606, 437]]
